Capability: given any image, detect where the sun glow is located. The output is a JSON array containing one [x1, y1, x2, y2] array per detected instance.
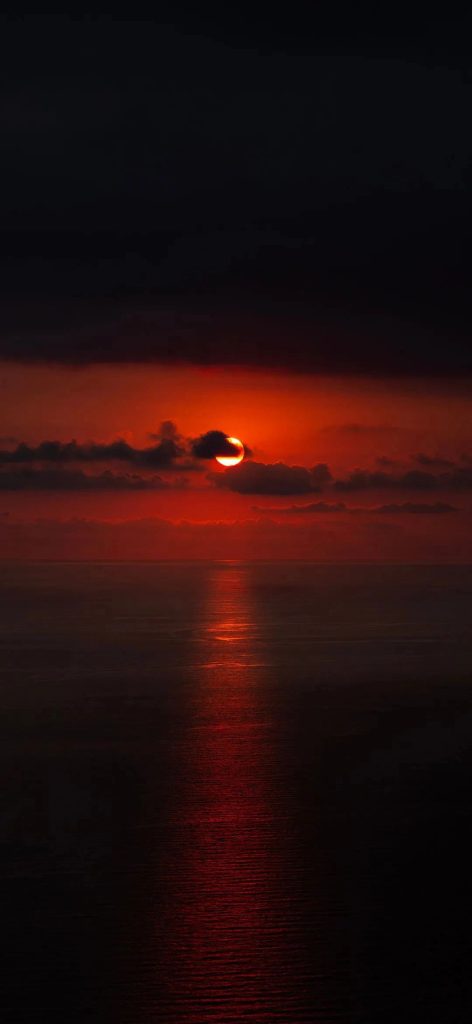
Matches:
[[215, 436, 245, 467]]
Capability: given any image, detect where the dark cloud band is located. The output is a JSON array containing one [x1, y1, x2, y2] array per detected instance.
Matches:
[[0, 469, 169, 491], [252, 501, 458, 515], [191, 431, 242, 459], [209, 461, 328, 495], [0, 424, 250, 471]]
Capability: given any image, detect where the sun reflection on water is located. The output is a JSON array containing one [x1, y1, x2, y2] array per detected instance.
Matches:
[[158, 563, 302, 1022]]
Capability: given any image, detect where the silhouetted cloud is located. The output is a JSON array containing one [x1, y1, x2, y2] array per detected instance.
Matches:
[[212, 457, 472, 496], [412, 452, 456, 468], [0, 437, 184, 468], [2, 302, 470, 375], [376, 455, 401, 467], [210, 461, 326, 494], [253, 501, 347, 514], [148, 420, 182, 443], [334, 466, 472, 491], [311, 463, 332, 486], [191, 431, 242, 459], [253, 500, 458, 515], [334, 469, 437, 491], [375, 502, 458, 514], [0, 423, 251, 470], [0, 469, 170, 490], [4, 433, 472, 496]]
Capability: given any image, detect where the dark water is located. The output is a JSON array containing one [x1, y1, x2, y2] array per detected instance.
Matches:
[[1, 562, 472, 1023]]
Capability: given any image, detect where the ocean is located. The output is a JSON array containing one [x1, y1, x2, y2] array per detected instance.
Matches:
[[1, 562, 472, 1022]]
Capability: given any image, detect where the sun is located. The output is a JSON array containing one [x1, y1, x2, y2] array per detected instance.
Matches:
[[215, 436, 245, 467]]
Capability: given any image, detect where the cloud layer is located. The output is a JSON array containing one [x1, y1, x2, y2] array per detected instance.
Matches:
[[333, 466, 472, 492], [190, 431, 244, 459], [0, 423, 251, 488], [253, 501, 458, 515], [1, 429, 471, 495], [0, 438, 184, 468], [1, 16, 472, 375], [0, 469, 169, 491], [213, 458, 472, 495], [209, 461, 329, 495]]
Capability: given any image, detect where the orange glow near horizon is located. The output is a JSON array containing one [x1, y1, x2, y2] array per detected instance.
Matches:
[[2, 361, 471, 465], [0, 359, 471, 563]]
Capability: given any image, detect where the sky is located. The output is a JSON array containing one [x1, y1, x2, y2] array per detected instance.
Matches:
[[1, 10, 471, 560]]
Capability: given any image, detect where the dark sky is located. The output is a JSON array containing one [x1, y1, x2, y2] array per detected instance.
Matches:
[[1, 9, 472, 373]]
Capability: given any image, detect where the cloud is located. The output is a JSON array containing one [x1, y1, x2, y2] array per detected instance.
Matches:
[[311, 463, 332, 486], [211, 457, 472, 496], [0, 423, 251, 471], [0, 469, 170, 491], [376, 455, 401, 467], [4, 434, 471, 496], [2, 302, 469, 375], [333, 466, 472, 492], [210, 461, 327, 495], [253, 500, 458, 515], [375, 502, 458, 514], [253, 501, 347, 514], [191, 431, 243, 459], [334, 469, 438, 491], [412, 452, 456, 469], [148, 420, 182, 443], [0, 435, 183, 468]]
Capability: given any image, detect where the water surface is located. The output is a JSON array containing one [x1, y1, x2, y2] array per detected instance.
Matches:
[[1, 562, 472, 1022]]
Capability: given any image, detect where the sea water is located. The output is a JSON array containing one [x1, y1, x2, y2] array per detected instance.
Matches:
[[1, 562, 472, 1022]]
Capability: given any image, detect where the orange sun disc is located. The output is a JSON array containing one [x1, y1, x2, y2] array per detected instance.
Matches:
[[215, 436, 245, 467]]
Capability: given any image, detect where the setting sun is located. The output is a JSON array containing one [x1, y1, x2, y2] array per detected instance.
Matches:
[[215, 436, 245, 467]]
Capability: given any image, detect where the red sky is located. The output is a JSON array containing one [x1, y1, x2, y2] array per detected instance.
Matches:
[[0, 361, 471, 560]]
